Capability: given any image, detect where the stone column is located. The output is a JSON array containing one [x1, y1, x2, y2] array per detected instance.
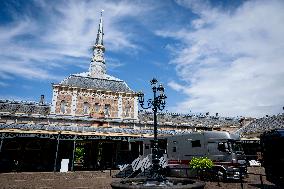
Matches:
[[71, 90, 78, 116], [118, 94, 123, 118], [133, 96, 138, 119], [51, 87, 59, 114]]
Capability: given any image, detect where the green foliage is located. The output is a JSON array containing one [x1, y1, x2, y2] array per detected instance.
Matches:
[[75, 146, 85, 163], [189, 157, 214, 170]]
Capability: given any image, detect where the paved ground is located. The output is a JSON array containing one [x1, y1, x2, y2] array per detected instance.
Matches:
[[0, 167, 280, 189], [204, 167, 280, 189]]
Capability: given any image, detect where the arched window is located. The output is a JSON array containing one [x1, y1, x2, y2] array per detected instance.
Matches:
[[104, 104, 111, 117], [83, 102, 90, 114], [60, 100, 67, 114]]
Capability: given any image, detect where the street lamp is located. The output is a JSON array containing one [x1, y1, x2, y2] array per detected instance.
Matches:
[[137, 78, 167, 180]]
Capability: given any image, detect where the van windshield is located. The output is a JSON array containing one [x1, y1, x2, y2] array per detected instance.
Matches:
[[218, 140, 244, 153], [218, 141, 231, 152], [231, 141, 244, 152]]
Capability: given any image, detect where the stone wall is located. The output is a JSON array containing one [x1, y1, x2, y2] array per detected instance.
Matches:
[[52, 86, 137, 119]]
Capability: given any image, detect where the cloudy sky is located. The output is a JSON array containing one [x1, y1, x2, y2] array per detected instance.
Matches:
[[0, 0, 283, 118]]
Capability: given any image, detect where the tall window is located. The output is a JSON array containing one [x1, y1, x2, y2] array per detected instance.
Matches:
[[94, 103, 100, 112], [83, 102, 90, 114], [60, 100, 67, 114], [125, 103, 131, 117], [104, 104, 111, 117]]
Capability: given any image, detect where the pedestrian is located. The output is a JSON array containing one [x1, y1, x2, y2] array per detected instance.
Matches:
[[97, 159, 103, 172]]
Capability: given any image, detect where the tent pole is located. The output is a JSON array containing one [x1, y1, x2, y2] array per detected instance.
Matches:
[[53, 133, 61, 172], [71, 135, 77, 171]]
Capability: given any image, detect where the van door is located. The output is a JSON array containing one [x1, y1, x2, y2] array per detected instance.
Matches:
[[207, 142, 224, 161]]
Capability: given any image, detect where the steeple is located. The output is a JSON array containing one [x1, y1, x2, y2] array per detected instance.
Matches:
[[89, 10, 106, 78]]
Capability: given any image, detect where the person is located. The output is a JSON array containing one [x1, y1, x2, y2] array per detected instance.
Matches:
[[97, 159, 103, 172], [13, 159, 19, 172]]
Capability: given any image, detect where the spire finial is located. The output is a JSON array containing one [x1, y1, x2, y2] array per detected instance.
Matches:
[[95, 10, 104, 46]]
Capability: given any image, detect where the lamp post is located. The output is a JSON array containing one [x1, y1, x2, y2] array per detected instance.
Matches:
[[137, 78, 167, 180]]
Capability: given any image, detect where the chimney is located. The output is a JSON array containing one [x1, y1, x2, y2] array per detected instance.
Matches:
[[39, 95, 45, 105]]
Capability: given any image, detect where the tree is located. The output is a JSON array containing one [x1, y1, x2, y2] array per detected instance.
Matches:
[[75, 146, 85, 163]]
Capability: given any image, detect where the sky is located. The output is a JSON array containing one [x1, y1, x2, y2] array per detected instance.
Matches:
[[0, 0, 283, 118]]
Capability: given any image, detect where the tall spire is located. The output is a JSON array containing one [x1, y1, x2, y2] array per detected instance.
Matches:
[[89, 10, 106, 78]]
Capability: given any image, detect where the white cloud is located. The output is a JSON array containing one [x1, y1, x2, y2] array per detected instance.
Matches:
[[0, 0, 152, 81], [41, 0, 150, 55], [164, 0, 284, 117], [106, 57, 125, 71], [0, 61, 61, 80], [168, 81, 185, 92]]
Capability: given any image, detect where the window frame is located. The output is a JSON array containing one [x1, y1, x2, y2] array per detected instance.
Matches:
[[191, 140, 201, 148]]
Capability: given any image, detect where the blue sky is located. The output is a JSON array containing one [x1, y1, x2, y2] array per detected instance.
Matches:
[[0, 0, 283, 118]]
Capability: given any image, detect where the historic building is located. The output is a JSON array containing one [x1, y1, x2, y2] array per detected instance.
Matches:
[[50, 13, 138, 123], [0, 12, 145, 172]]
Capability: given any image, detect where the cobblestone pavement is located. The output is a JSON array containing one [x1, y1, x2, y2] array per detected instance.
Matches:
[[0, 167, 280, 189], [0, 170, 120, 189]]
